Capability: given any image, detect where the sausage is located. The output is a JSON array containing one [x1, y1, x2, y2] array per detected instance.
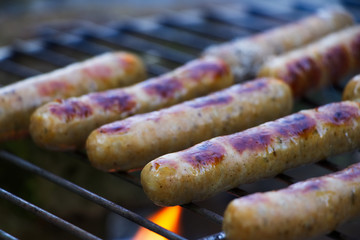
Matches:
[[223, 162, 360, 240], [141, 101, 360, 206], [258, 25, 360, 97], [343, 74, 360, 101], [30, 57, 233, 150], [203, 7, 353, 81], [0, 51, 146, 141], [87, 78, 292, 172]]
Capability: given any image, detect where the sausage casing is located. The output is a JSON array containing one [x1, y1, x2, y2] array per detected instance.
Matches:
[[203, 7, 353, 81], [258, 25, 360, 96], [30, 57, 233, 150], [343, 74, 360, 101], [87, 78, 292, 171], [0, 51, 145, 141], [141, 101, 360, 206], [223, 162, 360, 240]]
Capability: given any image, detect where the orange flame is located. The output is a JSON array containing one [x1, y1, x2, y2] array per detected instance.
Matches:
[[133, 206, 182, 240]]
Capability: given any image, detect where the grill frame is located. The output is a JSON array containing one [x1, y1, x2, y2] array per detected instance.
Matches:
[[1, 1, 360, 239]]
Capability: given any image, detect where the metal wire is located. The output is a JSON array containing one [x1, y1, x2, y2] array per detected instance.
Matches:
[[0, 188, 101, 240], [0, 151, 186, 240], [0, 230, 18, 240]]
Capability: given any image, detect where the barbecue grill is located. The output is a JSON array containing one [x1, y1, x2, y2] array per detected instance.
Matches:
[[1, 0, 360, 239]]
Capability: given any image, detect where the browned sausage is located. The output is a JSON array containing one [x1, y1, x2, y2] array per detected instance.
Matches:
[[343, 74, 360, 101], [223, 162, 360, 240], [203, 7, 354, 81], [0, 51, 146, 141], [141, 101, 360, 206], [30, 57, 233, 150], [86, 78, 292, 172], [258, 25, 360, 96]]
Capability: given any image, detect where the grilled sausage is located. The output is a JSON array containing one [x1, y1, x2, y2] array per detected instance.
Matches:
[[0, 51, 146, 141], [141, 101, 360, 206], [87, 78, 292, 172], [258, 25, 360, 96], [203, 7, 353, 81], [343, 74, 360, 101], [223, 162, 360, 240], [30, 57, 233, 150]]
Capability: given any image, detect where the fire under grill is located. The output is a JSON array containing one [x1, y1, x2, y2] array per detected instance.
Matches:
[[1, 0, 360, 239]]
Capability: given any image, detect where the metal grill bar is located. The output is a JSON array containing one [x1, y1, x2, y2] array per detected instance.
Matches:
[[204, 9, 279, 32], [0, 151, 186, 240], [71, 23, 194, 65], [181, 203, 224, 225], [13, 42, 77, 67], [118, 23, 217, 51], [245, 4, 305, 22], [39, 27, 171, 76], [0, 188, 101, 240], [198, 231, 226, 240], [0, 59, 40, 78], [160, 17, 249, 40], [0, 230, 18, 240]]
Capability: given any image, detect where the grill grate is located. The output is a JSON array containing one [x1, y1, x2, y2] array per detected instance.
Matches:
[[1, 1, 360, 239]]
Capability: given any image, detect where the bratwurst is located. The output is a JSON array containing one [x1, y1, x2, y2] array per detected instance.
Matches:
[[258, 25, 360, 96], [343, 74, 360, 101], [0, 51, 145, 141], [141, 101, 360, 206], [87, 78, 292, 171], [223, 162, 360, 240], [203, 7, 353, 81], [30, 57, 233, 150]]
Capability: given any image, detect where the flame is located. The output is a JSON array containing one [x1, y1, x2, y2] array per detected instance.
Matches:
[[133, 206, 182, 240]]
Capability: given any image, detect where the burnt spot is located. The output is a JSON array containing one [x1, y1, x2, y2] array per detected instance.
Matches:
[[185, 59, 229, 80], [98, 122, 130, 134], [50, 100, 93, 121], [182, 141, 225, 168], [228, 129, 273, 154], [268, 113, 316, 138], [315, 102, 360, 125], [282, 57, 321, 97], [37, 80, 73, 97], [188, 95, 233, 108], [235, 79, 268, 94], [351, 33, 360, 65], [90, 91, 136, 112], [322, 45, 350, 83], [229, 113, 316, 154], [143, 77, 183, 99]]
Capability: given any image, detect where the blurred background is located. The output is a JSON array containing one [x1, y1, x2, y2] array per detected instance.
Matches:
[[0, 0, 228, 46]]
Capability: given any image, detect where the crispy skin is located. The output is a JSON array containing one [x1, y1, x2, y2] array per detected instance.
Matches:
[[223, 162, 360, 240], [141, 101, 360, 206], [30, 57, 233, 150], [87, 78, 292, 171], [203, 7, 353, 81], [0, 52, 145, 141], [343, 74, 360, 101], [258, 26, 360, 96]]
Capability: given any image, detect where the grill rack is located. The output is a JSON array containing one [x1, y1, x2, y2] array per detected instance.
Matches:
[[1, 0, 360, 239]]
